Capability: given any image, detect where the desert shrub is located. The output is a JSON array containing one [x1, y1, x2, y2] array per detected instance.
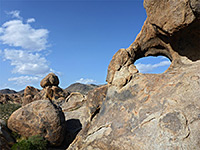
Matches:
[[11, 131, 21, 141], [11, 140, 35, 150], [11, 135, 47, 150], [28, 135, 47, 150], [0, 103, 21, 121]]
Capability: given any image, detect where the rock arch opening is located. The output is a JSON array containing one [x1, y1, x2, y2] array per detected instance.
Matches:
[[134, 56, 171, 74]]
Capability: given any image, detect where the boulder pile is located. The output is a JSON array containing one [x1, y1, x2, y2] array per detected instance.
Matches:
[[23, 73, 69, 106], [5, 73, 106, 149]]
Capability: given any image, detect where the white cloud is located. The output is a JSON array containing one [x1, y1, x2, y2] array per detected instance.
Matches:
[[0, 28, 3, 33], [0, 19, 49, 51], [8, 76, 41, 85], [76, 78, 97, 84], [7, 10, 22, 20], [135, 60, 171, 73], [27, 18, 35, 23], [3, 49, 51, 75], [0, 10, 60, 87]]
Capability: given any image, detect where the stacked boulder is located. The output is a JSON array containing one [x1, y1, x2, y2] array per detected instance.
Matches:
[[3, 71, 110, 149], [7, 73, 69, 147], [23, 73, 69, 106]]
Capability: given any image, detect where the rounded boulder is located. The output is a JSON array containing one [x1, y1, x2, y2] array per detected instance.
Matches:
[[7, 100, 66, 146], [40, 73, 59, 88]]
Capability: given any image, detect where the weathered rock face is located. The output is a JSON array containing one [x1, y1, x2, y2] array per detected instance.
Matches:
[[62, 85, 108, 129], [58, 85, 108, 149], [7, 100, 66, 146], [69, 0, 200, 149], [62, 92, 89, 130], [40, 73, 59, 88], [86, 85, 108, 121], [23, 86, 40, 106]]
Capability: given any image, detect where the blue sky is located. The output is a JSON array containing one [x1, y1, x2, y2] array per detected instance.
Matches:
[[0, 0, 170, 91]]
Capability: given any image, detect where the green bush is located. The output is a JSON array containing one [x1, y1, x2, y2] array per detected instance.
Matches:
[[0, 103, 21, 121], [11, 140, 35, 150], [11, 135, 47, 150], [28, 135, 47, 150]]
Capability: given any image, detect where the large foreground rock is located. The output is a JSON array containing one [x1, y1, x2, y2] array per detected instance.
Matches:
[[69, 0, 200, 149], [7, 100, 66, 146]]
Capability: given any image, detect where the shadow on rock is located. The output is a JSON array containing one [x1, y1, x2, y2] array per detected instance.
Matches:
[[49, 119, 82, 150]]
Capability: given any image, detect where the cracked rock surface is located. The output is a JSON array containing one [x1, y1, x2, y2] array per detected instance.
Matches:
[[69, 0, 200, 149]]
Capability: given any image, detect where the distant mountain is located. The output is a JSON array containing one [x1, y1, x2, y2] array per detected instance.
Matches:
[[0, 89, 17, 94], [17, 89, 25, 94], [65, 83, 99, 95]]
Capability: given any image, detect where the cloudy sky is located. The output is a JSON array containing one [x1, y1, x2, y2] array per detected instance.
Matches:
[[0, 0, 171, 91]]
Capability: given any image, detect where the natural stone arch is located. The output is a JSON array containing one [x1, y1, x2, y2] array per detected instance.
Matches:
[[106, 0, 200, 87], [68, 0, 200, 149]]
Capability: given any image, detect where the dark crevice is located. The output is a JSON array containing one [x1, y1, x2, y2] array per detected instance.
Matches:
[[152, 23, 170, 36], [90, 107, 100, 121], [151, 45, 166, 50], [170, 19, 200, 61], [50, 119, 82, 150]]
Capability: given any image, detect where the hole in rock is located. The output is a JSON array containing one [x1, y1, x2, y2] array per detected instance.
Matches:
[[134, 56, 171, 74]]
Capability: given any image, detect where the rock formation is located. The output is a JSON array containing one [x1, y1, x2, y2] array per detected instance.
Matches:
[[40, 72, 59, 88], [60, 85, 108, 149], [23, 73, 69, 106], [68, 0, 200, 149], [1, 73, 104, 148], [7, 100, 66, 146], [2, 0, 200, 149], [86, 85, 108, 121], [0, 89, 24, 105], [23, 86, 40, 106], [0, 93, 23, 104]]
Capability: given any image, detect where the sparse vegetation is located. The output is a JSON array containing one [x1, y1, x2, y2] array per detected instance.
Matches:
[[11, 131, 21, 141], [11, 135, 47, 150], [0, 103, 21, 121]]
